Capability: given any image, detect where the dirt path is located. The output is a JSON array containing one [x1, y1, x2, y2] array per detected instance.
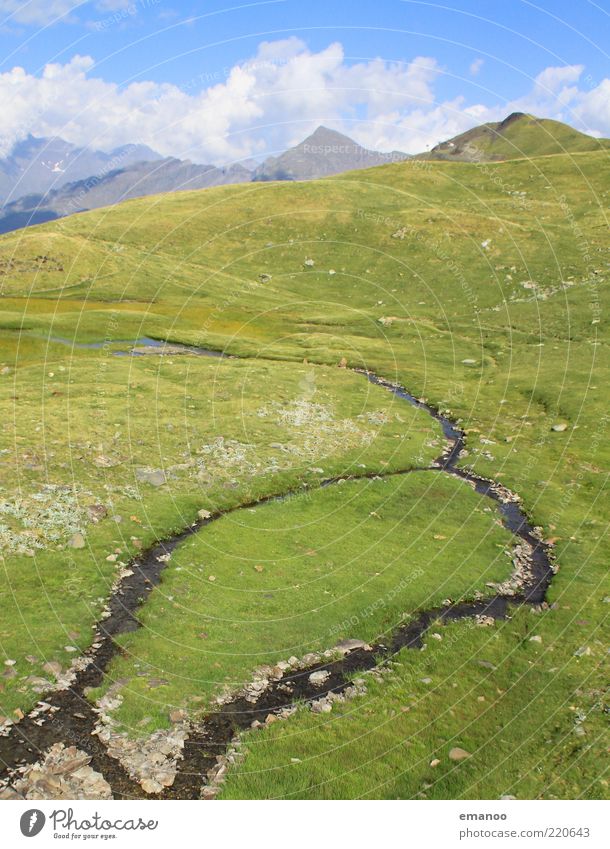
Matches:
[[0, 357, 555, 800]]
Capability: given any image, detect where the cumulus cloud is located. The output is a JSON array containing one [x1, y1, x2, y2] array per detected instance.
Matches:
[[0, 43, 607, 162], [469, 58, 484, 77]]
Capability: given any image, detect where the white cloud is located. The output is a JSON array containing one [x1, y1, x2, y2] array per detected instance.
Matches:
[[469, 58, 484, 77], [0, 1, 85, 25], [0, 44, 607, 162], [534, 64, 584, 94]]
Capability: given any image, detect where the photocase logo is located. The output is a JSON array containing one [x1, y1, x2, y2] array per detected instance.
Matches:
[[20, 810, 46, 837]]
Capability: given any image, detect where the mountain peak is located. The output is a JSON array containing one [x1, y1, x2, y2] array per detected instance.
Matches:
[[303, 126, 357, 145], [419, 112, 609, 162], [252, 127, 406, 182]]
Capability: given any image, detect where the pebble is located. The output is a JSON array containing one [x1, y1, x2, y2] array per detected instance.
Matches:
[[68, 532, 86, 549], [448, 747, 471, 762], [334, 638, 369, 654], [309, 670, 330, 686]]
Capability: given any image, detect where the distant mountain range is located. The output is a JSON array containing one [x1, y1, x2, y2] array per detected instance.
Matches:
[[0, 135, 161, 204], [1, 115, 608, 234], [0, 127, 406, 234], [0, 158, 253, 234]]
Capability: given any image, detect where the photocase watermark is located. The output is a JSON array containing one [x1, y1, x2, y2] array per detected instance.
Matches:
[[18, 807, 159, 837], [20, 809, 46, 837]]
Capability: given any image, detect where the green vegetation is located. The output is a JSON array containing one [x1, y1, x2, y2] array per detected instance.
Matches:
[[0, 143, 607, 798], [93, 473, 512, 733], [419, 112, 610, 161]]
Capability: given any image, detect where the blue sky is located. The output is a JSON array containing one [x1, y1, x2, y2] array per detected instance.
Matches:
[[0, 0, 608, 162]]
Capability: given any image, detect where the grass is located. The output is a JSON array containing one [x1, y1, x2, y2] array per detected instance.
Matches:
[[0, 146, 607, 797], [92, 472, 513, 734], [219, 608, 607, 800], [0, 347, 439, 718]]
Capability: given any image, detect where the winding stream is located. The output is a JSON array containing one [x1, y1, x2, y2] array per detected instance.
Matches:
[[0, 346, 555, 799]]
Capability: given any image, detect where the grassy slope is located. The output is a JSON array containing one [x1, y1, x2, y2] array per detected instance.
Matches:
[[0, 349, 439, 717], [93, 474, 512, 733], [0, 148, 607, 797], [419, 114, 610, 161]]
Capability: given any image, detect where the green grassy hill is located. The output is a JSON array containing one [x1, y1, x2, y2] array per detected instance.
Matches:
[[0, 146, 607, 799], [417, 112, 610, 161]]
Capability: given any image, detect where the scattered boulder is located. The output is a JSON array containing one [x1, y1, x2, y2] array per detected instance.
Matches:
[[87, 504, 107, 523], [551, 423, 568, 432], [68, 532, 86, 549], [448, 747, 471, 762], [334, 638, 369, 655], [9, 744, 112, 800], [135, 468, 167, 487], [169, 709, 187, 723], [308, 670, 330, 687]]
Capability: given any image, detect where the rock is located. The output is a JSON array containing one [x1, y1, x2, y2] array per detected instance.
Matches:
[[501, 795, 517, 800], [0, 786, 22, 799], [146, 677, 169, 689], [420, 677, 433, 685], [448, 747, 471, 762], [10, 744, 112, 800], [309, 670, 330, 687], [68, 532, 86, 549], [87, 504, 107, 523], [462, 358, 476, 365], [259, 273, 272, 283], [430, 758, 441, 768], [136, 468, 167, 487], [334, 638, 369, 655], [4, 659, 16, 666], [303, 258, 315, 267], [197, 509, 212, 520], [529, 635, 542, 643], [169, 709, 187, 723], [551, 423, 568, 432], [43, 661, 62, 678], [338, 357, 348, 368], [265, 714, 278, 724], [141, 778, 163, 794], [311, 700, 332, 713], [574, 646, 591, 657], [155, 770, 176, 788], [93, 455, 119, 468]]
